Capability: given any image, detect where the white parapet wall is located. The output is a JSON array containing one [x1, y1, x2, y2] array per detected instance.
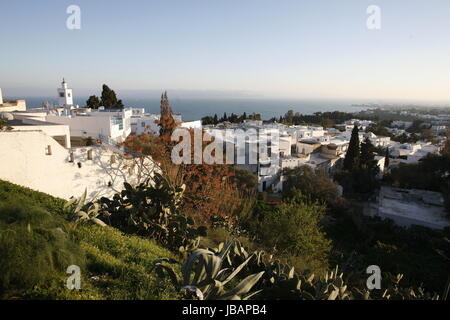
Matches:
[[0, 131, 156, 200]]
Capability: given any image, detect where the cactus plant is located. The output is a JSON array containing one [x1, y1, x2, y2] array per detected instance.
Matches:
[[99, 173, 207, 252], [64, 189, 107, 227], [150, 241, 264, 300]]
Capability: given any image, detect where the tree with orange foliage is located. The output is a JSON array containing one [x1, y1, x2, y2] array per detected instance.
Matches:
[[121, 92, 251, 226]]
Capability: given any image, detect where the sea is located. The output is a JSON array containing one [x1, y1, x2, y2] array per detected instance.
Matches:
[[21, 97, 368, 121]]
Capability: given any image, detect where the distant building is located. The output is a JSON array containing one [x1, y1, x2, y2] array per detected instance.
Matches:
[[0, 87, 27, 112], [57, 78, 74, 107], [365, 186, 450, 230], [46, 108, 133, 143]]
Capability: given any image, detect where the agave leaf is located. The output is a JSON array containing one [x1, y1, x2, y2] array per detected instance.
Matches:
[[182, 249, 214, 285], [75, 189, 87, 213], [75, 211, 89, 220], [205, 254, 223, 280], [328, 288, 339, 300], [288, 266, 295, 279], [220, 271, 265, 299], [221, 253, 255, 286], [243, 289, 263, 300], [91, 217, 107, 227], [154, 263, 180, 289], [218, 241, 234, 261], [64, 197, 77, 210]]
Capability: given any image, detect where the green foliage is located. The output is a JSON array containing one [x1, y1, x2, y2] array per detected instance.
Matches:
[[0, 180, 66, 215], [100, 84, 123, 109], [367, 121, 392, 137], [0, 119, 13, 131], [325, 207, 450, 294], [152, 239, 442, 300], [282, 166, 339, 204], [254, 191, 331, 273], [86, 95, 101, 109], [99, 173, 207, 252], [234, 168, 258, 194], [406, 119, 427, 134], [0, 201, 86, 298], [385, 147, 390, 169], [0, 179, 181, 300], [343, 125, 360, 170], [385, 153, 450, 192], [150, 241, 264, 300], [64, 189, 108, 227], [360, 137, 378, 172]]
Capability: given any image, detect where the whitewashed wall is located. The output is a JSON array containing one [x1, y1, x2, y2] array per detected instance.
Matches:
[[0, 131, 155, 200]]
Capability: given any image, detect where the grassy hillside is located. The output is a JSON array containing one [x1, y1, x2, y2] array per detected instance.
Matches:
[[0, 180, 180, 300]]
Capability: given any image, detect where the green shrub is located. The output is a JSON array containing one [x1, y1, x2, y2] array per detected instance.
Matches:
[[256, 192, 331, 273]]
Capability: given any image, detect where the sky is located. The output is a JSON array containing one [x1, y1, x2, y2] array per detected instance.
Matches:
[[1, 0, 450, 103]]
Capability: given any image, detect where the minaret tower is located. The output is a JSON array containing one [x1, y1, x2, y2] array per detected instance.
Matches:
[[57, 78, 73, 107]]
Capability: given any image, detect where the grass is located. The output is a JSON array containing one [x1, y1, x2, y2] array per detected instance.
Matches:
[[0, 179, 180, 300]]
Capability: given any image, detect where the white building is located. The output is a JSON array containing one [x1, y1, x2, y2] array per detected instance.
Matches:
[[389, 141, 439, 164], [365, 186, 450, 230], [46, 108, 133, 143], [0, 88, 27, 112], [0, 130, 155, 200], [129, 111, 190, 136], [57, 78, 74, 107]]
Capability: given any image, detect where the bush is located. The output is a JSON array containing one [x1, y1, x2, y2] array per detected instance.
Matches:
[[282, 166, 339, 205], [256, 191, 331, 273]]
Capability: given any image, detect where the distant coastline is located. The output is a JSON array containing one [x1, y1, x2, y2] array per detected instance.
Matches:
[[15, 97, 369, 121]]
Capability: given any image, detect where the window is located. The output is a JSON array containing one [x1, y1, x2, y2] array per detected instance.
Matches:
[[68, 93, 71, 97], [59, 92, 64, 97], [141, 122, 145, 127]]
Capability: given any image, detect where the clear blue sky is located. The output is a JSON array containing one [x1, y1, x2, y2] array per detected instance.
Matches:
[[1, 0, 449, 102]]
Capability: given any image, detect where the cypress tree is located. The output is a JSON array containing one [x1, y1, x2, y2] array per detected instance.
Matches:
[[343, 125, 360, 170], [159, 91, 175, 138], [360, 137, 377, 170], [100, 84, 123, 109], [385, 148, 390, 170]]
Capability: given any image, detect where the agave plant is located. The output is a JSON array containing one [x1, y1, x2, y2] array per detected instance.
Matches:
[[352, 274, 441, 300], [64, 189, 107, 227], [150, 241, 264, 300]]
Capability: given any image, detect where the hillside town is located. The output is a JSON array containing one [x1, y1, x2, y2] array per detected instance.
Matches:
[[1, 80, 449, 231]]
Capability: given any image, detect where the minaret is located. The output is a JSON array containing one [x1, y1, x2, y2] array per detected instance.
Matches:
[[0, 88, 3, 105], [57, 78, 74, 107]]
